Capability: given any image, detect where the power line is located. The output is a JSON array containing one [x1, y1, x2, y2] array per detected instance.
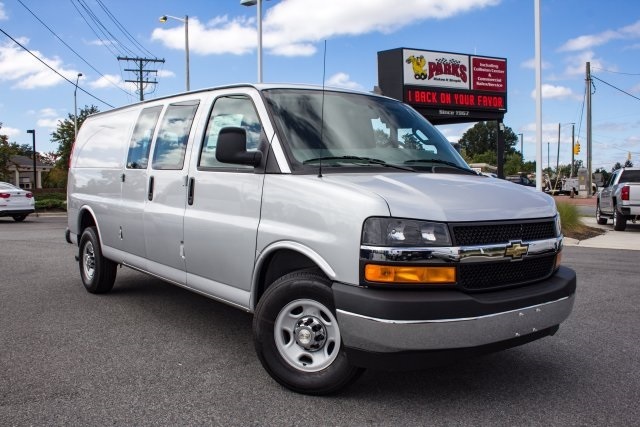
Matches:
[[591, 74, 640, 102], [76, 0, 133, 56], [0, 27, 114, 108], [16, 0, 133, 97], [69, 0, 121, 58], [94, 0, 156, 59], [591, 67, 640, 76]]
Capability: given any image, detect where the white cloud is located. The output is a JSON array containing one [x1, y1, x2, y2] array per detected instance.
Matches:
[[563, 50, 609, 77], [157, 69, 176, 78], [0, 2, 7, 20], [0, 39, 81, 89], [88, 74, 136, 92], [152, 0, 501, 57], [631, 83, 640, 94], [325, 72, 363, 90], [559, 19, 640, 51], [37, 117, 61, 129], [530, 84, 574, 100], [40, 108, 58, 118], [1, 126, 21, 137], [521, 58, 551, 70]]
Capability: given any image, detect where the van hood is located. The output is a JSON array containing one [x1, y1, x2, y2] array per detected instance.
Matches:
[[323, 173, 556, 222]]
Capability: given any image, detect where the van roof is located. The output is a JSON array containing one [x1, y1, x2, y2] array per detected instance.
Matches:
[[89, 83, 381, 117]]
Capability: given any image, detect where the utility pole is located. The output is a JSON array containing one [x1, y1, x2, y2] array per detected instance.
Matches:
[[118, 56, 165, 101], [556, 123, 561, 174], [586, 61, 593, 196], [570, 123, 575, 178]]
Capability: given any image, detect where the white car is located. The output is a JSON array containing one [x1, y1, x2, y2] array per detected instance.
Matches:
[[0, 182, 35, 222]]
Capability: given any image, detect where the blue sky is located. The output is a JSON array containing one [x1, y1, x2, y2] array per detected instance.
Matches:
[[1, 0, 639, 171]]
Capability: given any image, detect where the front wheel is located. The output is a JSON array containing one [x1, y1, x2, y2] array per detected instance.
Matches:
[[79, 226, 117, 293], [613, 206, 627, 231], [253, 271, 363, 395], [596, 203, 608, 225]]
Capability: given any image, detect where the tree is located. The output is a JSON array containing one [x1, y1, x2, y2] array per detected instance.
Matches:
[[458, 121, 519, 158], [51, 105, 99, 170], [594, 167, 610, 186], [0, 123, 19, 182]]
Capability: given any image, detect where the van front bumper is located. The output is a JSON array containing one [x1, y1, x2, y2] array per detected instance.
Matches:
[[332, 266, 576, 369]]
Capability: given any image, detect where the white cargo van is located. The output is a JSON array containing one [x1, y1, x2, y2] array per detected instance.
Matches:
[[67, 84, 576, 394]]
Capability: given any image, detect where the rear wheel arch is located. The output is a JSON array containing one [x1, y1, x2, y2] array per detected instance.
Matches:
[[76, 207, 97, 242]]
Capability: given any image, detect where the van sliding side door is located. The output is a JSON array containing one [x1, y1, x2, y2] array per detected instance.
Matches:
[[183, 92, 266, 303], [120, 105, 163, 268], [143, 100, 200, 284]]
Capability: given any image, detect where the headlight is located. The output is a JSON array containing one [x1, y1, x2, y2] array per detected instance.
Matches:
[[555, 214, 562, 236], [362, 217, 452, 247]]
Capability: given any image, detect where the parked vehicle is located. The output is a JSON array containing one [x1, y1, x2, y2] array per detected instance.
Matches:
[[553, 176, 597, 196], [66, 84, 576, 394], [505, 174, 535, 187], [596, 167, 640, 230], [0, 181, 35, 221]]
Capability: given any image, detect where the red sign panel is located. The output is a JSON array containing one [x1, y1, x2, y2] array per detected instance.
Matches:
[[404, 87, 506, 111], [471, 57, 506, 92]]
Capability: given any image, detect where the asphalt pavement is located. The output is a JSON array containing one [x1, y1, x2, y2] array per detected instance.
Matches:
[[1, 215, 639, 426]]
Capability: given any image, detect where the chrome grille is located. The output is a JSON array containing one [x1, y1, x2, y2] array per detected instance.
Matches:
[[457, 255, 556, 291], [451, 220, 556, 246]]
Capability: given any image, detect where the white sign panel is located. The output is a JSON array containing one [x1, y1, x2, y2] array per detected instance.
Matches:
[[403, 49, 470, 90]]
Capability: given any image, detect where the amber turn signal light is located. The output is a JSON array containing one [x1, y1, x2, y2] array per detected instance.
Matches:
[[365, 264, 456, 284]]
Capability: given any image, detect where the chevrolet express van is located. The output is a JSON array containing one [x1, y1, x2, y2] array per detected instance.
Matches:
[[67, 84, 576, 394]]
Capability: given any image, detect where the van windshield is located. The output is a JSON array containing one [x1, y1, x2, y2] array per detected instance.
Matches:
[[262, 89, 472, 173]]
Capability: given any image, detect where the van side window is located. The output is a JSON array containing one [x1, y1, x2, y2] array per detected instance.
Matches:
[[152, 101, 200, 170], [126, 106, 163, 169], [199, 95, 262, 169]]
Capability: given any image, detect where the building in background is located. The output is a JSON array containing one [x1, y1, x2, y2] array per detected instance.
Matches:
[[5, 155, 53, 189]]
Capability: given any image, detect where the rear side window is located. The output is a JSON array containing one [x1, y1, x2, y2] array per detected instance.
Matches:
[[152, 101, 200, 170], [199, 95, 263, 169], [126, 106, 162, 169]]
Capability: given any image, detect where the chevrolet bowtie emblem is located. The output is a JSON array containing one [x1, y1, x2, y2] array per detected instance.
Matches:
[[505, 241, 529, 260]]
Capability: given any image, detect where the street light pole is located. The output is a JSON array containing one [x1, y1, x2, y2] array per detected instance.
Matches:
[[518, 133, 524, 161], [159, 15, 190, 91], [74, 73, 83, 141], [241, 0, 264, 83], [26, 130, 36, 190]]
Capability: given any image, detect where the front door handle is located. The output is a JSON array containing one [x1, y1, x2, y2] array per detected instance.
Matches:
[[148, 176, 154, 201], [188, 177, 195, 205]]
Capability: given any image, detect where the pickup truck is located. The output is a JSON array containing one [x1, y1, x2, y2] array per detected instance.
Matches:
[[596, 167, 640, 230]]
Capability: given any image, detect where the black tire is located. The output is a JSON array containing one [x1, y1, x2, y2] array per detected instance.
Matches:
[[253, 270, 363, 395], [596, 203, 608, 225], [613, 206, 627, 231], [12, 214, 28, 222], [79, 226, 117, 293]]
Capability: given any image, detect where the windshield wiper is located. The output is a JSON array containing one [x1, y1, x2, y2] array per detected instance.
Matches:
[[303, 156, 415, 172], [404, 159, 476, 174]]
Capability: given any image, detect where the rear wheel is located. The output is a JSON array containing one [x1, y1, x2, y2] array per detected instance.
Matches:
[[12, 214, 28, 222], [596, 203, 608, 225], [613, 206, 627, 231], [253, 270, 363, 395], [79, 226, 117, 293]]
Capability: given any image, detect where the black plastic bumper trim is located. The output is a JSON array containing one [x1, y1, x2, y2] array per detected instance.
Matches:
[[344, 325, 559, 370], [332, 266, 576, 321]]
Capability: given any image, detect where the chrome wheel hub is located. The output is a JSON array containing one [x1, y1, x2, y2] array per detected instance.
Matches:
[[274, 299, 341, 372], [294, 316, 327, 351], [83, 241, 96, 280]]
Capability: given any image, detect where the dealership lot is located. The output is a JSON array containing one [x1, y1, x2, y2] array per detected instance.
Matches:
[[1, 215, 639, 426]]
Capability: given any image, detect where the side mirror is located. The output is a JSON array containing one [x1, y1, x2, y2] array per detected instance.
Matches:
[[215, 127, 262, 167]]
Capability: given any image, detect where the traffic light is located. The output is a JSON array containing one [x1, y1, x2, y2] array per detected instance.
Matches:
[[573, 142, 581, 155]]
